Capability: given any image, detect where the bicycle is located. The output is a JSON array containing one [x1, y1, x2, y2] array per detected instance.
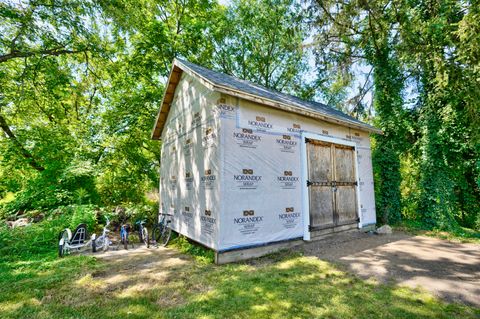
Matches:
[[151, 213, 173, 247], [119, 223, 133, 249], [94, 217, 112, 252], [58, 218, 111, 257], [135, 219, 149, 248], [58, 223, 95, 257]]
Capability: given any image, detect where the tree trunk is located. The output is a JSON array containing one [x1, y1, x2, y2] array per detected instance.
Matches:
[[0, 114, 45, 172]]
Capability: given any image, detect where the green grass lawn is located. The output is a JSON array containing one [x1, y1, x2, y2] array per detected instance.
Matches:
[[1, 246, 479, 319], [1, 218, 479, 319], [396, 220, 480, 244]]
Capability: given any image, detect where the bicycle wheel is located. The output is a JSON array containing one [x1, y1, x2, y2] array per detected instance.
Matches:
[[58, 230, 69, 257], [142, 227, 149, 248], [160, 225, 172, 247], [151, 224, 164, 246], [95, 235, 109, 252], [58, 240, 65, 257], [103, 235, 110, 251]]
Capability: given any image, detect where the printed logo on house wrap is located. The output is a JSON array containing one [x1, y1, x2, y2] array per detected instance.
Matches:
[[183, 137, 193, 157], [278, 207, 301, 229], [247, 116, 273, 132], [234, 168, 262, 190], [215, 104, 237, 119], [185, 171, 194, 190], [233, 210, 263, 235], [350, 132, 363, 144], [170, 144, 177, 156], [287, 123, 302, 133], [233, 128, 262, 149], [202, 126, 217, 148], [276, 134, 297, 153], [200, 209, 216, 235], [277, 170, 299, 189], [166, 130, 176, 143], [181, 206, 193, 226], [200, 169, 216, 189], [169, 175, 177, 190], [176, 122, 185, 135], [191, 112, 202, 128]]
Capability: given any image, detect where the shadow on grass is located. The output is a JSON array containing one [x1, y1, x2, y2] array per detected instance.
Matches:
[[0, 248, 478, 319]]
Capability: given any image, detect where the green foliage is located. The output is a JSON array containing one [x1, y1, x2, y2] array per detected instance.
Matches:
[[1, 0, 479, 234], [212, 0, 309, 94], [372, 140, 402, 224], [309, 0, 480, 230], [0, 160, 99, 217], [369, 43, 406, 225], [115, 202, 159, 225], [170, 235, 215, 264], [396, 220, 480, 244], [69, 205, 97, 233], [0, 214, 70, 262]]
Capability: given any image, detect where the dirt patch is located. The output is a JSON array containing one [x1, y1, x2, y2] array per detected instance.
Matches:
[[299, 231, 480, 306]]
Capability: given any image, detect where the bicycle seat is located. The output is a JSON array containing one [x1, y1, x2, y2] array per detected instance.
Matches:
[[70, 223, 88, 245]]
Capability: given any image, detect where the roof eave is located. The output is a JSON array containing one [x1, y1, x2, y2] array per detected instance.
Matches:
[[151, 63, 184, 140], [151, 59, 218, 140]]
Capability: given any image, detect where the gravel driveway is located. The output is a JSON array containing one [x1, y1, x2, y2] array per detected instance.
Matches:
[[299, 231, 480, 306]]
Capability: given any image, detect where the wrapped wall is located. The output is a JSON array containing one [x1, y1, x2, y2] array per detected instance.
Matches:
[[160, 73, 221, 250], [160, 75, 376, 252], [218, 96, 376, 251]]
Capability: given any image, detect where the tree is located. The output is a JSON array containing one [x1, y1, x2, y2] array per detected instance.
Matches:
[[308, 0, 407, 224], [0, 0, 226, 212], [308, 0, 480, 229], [397, 0, 480, 229], [212, 0, 309, 95]]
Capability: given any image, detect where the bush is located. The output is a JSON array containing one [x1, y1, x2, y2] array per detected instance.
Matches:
[[0, 160, 100, 217], [170, 235, 214, 264], [69, 205, 97, 233], [0, 214, 71, 261], [108, 203, 158, 226]]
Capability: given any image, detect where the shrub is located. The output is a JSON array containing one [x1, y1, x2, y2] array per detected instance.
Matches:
[[170, 235, 214, 264], [0, 214, 71, 261], [69, 205, 97, 233]]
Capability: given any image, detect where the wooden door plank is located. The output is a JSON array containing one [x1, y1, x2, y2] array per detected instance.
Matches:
[[333, 146, 358, 224], [307, 141, 335, 228]]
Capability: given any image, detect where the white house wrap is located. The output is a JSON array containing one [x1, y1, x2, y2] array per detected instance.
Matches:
[[153, 59, 380, 257]]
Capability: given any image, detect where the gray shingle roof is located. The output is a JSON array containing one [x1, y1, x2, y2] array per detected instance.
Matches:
[[177, 58, 379, 133]]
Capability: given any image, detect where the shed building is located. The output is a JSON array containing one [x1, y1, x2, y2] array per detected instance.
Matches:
[[152, 59, 380, 263]]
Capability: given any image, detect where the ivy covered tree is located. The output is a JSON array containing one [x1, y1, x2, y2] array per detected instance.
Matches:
[[308, 0, 408, 224], [308, 0, 480, 229]]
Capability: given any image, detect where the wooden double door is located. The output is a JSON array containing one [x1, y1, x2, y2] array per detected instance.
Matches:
[[306, 138, 359, 231]]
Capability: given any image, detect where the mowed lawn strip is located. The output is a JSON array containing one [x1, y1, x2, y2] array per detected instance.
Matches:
[[0, 248, 478, 319]]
